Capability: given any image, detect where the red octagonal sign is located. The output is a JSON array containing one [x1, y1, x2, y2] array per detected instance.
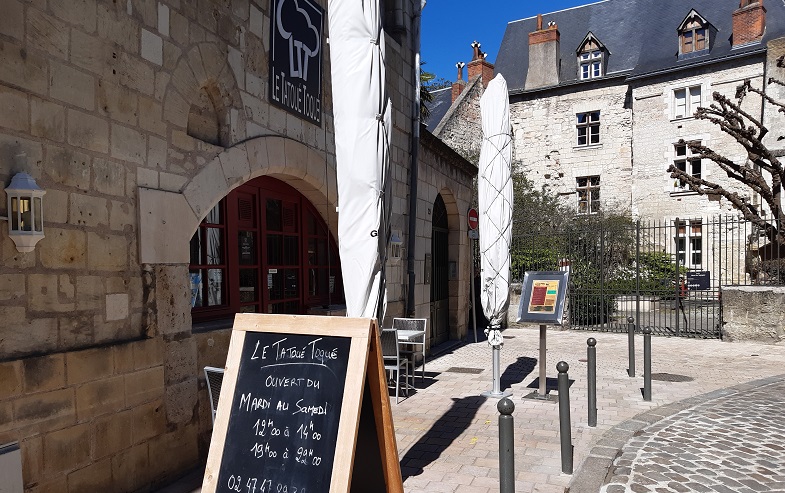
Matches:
[[467, 208, 479, 230]]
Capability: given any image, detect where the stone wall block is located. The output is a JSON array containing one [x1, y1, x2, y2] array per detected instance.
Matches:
[[163, 376, 197, 424], [0, 361, 23, 398], [198, 43, 228, 83], [97, 80, 139, 126], [132, 337, 164, 370], [245, 136, 269, 175], [0, 40, 48, 95], [23, 354, 66, 394], [93, 158, 127, 196], [183, 157, 228, 219], [44, 146, 91, 191], [0, 274, 25, 302], [148, 424, 199, 482], [114, 52, 156, 96], [69, 28, 110, 76], [171, 61, 200, 102], [131, 399, 166, 443], [139, 96, 167, 137], [75, 375, 125, 421], [66, 457, 112, 493], [28, 274, 75, 313], [87, 232, 128, 271], [152, 265, 191, 337], [13, 388, 76, 436], [110, 123, 147, 164], [109, 199, 135, 231], [51, 0, 97, 33], [722, 286, 785, 343], [31, 98, 66, 142], [97, 4, 138, 53], [66, 347, 114, 385], [50, 62, 95, 111], [75, 275, 104, 311], [0, 0, 23, 41], [20, 435, 43, 489], [141, 28, 164, 66], [163, 88, 189, 127], [42, 423, 91, 475], [219, 144, 251, 186], [105, 293, 129, 321], [39, 228, 87, 269], [0, 85, 29, 132], [27, 8, 69, 60], [163, 337, 197, 386], [69, 192, 109, 228], [112, 343, 134, 374], [124, 366, 164, 407], [58, 314, 94, 349], [92, 409, 134, 459], [0, 308, 57, 359], [111, 442, 150, 492]]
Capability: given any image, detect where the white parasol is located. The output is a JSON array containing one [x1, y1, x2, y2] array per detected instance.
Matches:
[[328, 0, 392, 320], [478, 74, 513, 397]]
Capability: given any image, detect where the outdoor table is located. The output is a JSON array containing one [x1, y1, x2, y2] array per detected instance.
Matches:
[[396, 329, 425, 343]]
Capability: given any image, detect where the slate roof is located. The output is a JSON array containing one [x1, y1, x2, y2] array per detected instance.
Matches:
[[423, 86, 452, 130], [495, 0, 785, 93]]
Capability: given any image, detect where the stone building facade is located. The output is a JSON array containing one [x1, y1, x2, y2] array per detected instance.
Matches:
[[0, 0, 475, 490]]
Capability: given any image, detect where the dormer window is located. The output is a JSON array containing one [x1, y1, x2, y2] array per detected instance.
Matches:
[[678, 10, 711, 55], [577, 33, 606, 80]]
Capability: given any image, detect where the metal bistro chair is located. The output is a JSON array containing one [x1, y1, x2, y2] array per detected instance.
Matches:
[[393, 317, 427, 383], [380, 328, 409, 404], [204, 366, 225, 425]]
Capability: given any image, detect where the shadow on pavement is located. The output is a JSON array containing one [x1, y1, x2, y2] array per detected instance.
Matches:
[[399, 395, 487, 480], [500, 356, 537, 391]]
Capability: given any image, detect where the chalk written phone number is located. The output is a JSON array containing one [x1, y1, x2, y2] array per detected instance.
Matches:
[[226, 475, 304, 493]]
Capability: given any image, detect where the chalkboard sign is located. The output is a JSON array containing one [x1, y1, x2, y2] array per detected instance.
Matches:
[[202, 314, 403, 493]]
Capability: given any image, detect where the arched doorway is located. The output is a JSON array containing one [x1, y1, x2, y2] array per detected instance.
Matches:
[[189, 176, 344, 322], [430, 194, 450, 345]]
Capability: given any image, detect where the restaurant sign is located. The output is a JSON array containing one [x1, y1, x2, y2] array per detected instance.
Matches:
[[269, 0, 324, 126]]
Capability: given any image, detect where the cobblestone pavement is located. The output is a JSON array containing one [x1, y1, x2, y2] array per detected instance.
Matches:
[[599, 378, 785, 493], [161, 325, 785, 493]]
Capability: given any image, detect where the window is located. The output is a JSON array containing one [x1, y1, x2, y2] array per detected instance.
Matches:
[[579, 50, 603, 80], [679, 12, 709, 55], [675, 219, 703, 267], [577, 176, 600, 214], [673, 85, 701, 119], [673, 141, 701, 190], [189, 176, 344, 323], [576, 111, 600, 146]]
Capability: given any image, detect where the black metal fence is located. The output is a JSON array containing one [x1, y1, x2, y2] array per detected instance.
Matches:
[[511, 214, 784, 339]]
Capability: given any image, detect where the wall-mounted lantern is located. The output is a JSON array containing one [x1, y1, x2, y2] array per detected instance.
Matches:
[[4, 173, 45, 252], [390, 231, 403, 262]]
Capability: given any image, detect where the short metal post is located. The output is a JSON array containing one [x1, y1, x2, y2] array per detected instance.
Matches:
[[557, 361, 573, 474], [643, 327, 652, 401], [587, 338, 597, 427], [498, 398, 515, 493], [538, 324, 547, 397], [627, 316, 635, 377]]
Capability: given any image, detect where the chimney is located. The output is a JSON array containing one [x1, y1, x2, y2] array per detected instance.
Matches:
[[466, 40, 495, 87], [732, 0, 766, 46], [524, 14, 561, 90], [452, 62, 466, 102]]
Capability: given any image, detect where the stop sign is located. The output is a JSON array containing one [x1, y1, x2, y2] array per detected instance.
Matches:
[[467, 208, 479, 230]]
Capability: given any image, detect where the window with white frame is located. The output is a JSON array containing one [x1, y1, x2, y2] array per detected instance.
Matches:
[[577, 176, 600, 214], [673, 141, 701, 190], [673, 85, 701, 119], [576, 111, 600, 146], [579, 50, 603, 80], [675, 219, 703, 267]]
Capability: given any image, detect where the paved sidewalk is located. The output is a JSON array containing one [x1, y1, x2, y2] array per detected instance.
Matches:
[[161, 325, 785, 492]]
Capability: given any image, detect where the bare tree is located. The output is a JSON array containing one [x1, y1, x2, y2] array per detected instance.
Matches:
[[667, 73, 785, 248]]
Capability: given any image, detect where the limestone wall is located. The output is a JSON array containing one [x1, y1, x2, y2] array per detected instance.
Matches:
[[721, 286, 785, 343], [509, 82, 633, 214]]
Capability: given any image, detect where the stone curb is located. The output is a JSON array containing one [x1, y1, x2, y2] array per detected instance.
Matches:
[[566, 373, 785, 493]]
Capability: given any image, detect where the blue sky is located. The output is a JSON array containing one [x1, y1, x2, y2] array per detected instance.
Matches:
[[421, 0, 596, 83]]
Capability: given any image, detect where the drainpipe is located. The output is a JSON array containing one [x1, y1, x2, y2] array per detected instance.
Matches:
[[406, 0, 426, 317]]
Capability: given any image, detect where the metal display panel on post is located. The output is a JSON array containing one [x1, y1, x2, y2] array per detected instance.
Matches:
[[517, 271, 570, 401]]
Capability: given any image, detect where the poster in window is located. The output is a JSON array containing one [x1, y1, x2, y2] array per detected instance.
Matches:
[[190, 272, 202, 308]]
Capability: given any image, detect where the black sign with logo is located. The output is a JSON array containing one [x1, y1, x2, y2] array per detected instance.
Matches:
[[269, 0, 324, 126], [686, 271, 710, 290]]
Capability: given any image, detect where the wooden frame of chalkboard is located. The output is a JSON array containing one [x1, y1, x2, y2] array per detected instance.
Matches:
[[202, 313, 403, 493]]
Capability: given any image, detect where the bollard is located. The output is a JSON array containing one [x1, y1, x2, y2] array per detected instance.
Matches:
[[627, 316, 635, 377], [557, 361, 573, 474], [587, 338, 597, 427], [643, 326, 652, 401], [498, 398, 515, 493]]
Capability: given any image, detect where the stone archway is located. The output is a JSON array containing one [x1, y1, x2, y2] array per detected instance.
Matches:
[[437, 187, 464, 342]]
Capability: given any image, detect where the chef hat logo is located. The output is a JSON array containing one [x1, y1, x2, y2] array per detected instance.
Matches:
[[276, 0, 321, 82]]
